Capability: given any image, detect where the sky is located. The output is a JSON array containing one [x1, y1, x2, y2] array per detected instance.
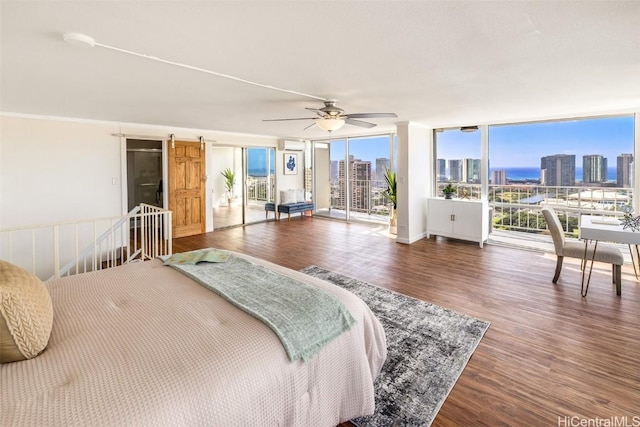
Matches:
[[329, 135, 393, 166], [247, 147, 276, 172]]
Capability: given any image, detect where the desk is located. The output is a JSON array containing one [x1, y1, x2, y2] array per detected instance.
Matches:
[[579, 215, 640, 296]]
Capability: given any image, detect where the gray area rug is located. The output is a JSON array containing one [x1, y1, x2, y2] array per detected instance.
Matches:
[[301, 266, 490, 427]]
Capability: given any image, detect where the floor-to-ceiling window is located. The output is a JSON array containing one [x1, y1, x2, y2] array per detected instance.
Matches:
[[487, 115, 635, 235], [434, 127, 483, 199], [433, 114, 636, 248], [314, 134, 395, 223]]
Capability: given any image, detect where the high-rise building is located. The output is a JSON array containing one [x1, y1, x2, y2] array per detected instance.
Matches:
[[448, 159, 463, 182], [330, 160, 339, 180], [492, 170, 507, 185], [582, 154, 607, 183], [436, 159, 446, 182], [337, 156, 372, 212], [541, 154, 575, 186], [463, 158, 481, 183], [375, 157, 390, 183], [617, 153, 634, 188], [350, 159, 372, 212]]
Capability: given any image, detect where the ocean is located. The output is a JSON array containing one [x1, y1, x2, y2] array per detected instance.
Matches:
[[248, 168, 275, 177], [492, 167, 618, 182]]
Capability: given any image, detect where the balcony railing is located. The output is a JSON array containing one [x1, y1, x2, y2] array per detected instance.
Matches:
[[436, 182, 633, 236], [328, 178, 393, 220], [314, 177, 635, 237], [247, 175, 275, 203]]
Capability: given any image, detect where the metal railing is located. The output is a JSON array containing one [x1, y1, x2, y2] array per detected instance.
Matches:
[[436, 182, 633, 235], [0, 204, 172, 281], [247, 175, 275, 202], [329, 178, 393, 218]]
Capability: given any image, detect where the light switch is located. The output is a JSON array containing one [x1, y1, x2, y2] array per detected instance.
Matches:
[[112, 178, 118, 185]]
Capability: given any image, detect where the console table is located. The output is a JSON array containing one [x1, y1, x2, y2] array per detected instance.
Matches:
[[427, 198, 489, 247]]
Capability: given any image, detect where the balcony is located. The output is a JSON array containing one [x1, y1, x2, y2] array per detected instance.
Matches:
[[316, 179, 635, 260], [315, 178, 394, 223], [437, 182, 634, 260]]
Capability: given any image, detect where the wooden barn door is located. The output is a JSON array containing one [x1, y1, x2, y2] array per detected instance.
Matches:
[[169, 141, 206, 238]]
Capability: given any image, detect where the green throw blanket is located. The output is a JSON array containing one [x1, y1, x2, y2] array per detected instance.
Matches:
[[163, 250, 355, 362]]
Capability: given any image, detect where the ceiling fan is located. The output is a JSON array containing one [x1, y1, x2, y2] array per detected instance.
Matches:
[[263, 100, 397, 132]]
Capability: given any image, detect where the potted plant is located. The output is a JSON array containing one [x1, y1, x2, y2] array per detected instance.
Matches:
[[442, 183, 456, 199], [220, 168, 236, 206], [382, 167, 398, 234]]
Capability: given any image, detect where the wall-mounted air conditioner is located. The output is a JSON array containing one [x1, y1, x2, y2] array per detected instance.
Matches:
[[278, 140, 306, 151]]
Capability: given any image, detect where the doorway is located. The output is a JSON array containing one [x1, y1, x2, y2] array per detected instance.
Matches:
[[126, 139, 163, 211], [211, 146, 275, 229]]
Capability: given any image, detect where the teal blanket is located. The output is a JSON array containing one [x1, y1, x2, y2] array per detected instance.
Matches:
[[164, 251, 355, 362]]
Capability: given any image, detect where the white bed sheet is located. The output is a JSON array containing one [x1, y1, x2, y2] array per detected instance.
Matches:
[[1, 252, 386, 426]]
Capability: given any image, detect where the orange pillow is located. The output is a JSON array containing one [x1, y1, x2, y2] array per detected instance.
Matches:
[[0, 260, 53, 363]]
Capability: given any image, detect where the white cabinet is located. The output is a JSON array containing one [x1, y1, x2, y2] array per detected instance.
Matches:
[[427, 198, 489, 247]]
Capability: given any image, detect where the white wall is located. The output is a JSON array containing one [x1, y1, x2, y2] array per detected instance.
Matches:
[[0, 114, 279, 232], [1, 116, 123, 227], [276, 149, 305, 203]]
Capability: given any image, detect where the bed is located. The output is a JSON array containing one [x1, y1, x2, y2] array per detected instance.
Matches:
[[1, 251, 387, 426]]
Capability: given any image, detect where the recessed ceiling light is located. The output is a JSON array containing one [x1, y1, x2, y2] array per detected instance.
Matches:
[[62, 32, 96, 48]]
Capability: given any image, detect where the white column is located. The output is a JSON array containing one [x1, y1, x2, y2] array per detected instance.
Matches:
[[396, 122, 432, 244], [480, 124, 489, 200]]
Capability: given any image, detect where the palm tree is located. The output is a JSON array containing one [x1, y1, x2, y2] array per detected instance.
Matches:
[[382, 167, 397, 209], [221, 168, 236, 205]]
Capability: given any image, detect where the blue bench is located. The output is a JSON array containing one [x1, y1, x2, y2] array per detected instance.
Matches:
[[265, 202, 314, 221], [265, 202, 276, 219], [278, 202, 314, 221]]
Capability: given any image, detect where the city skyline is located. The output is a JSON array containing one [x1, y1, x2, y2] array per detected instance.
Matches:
[[436, 152, 633, 187]]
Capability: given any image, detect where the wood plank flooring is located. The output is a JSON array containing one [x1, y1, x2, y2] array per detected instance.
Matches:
[[173, 217, 640, 426]]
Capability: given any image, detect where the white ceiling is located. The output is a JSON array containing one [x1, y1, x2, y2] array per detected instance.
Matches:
[[1, 1, 639, 140]]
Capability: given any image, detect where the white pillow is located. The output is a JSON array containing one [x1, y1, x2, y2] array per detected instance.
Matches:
[[295, 189, 305, 203], [281, 189, 297, 204]]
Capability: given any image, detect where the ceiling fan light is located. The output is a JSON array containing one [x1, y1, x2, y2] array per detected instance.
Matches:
[[316, 118, 345, 132]]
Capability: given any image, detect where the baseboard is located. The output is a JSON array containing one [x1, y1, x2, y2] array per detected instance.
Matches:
[[396, 231, 428, 245]]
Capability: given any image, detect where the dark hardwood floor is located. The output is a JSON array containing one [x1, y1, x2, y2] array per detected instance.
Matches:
[[173, 217, 640, 426]]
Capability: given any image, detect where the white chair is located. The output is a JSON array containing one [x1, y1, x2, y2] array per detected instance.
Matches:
[[541, 207, 623, 296]]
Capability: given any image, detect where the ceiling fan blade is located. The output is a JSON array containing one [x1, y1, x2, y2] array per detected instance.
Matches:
[[345, 113, 398, 119], [303, 122, 317, 131], [305, 108, 327, 118], [345, 118, 377, 128], [262, 117, 316, 122]]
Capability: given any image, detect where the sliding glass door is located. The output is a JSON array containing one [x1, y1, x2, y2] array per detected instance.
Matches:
[[314, 134, 395, 223], [245, 147, 275, 224], [211, 146, 275, 228]]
